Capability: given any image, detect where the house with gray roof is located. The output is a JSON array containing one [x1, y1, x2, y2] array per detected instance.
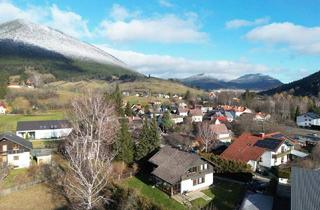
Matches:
[[16, 120, 72, 140], [149, 146, 214, 196], [296, 112, 320, 127], [0, 133, 32, 168]]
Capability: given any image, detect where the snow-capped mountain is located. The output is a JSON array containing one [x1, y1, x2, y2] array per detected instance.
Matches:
[[229, 73, 281, 84], [0, 19, 140, 80], [180, 73, 283, 91], [0, 19, 124, 66]]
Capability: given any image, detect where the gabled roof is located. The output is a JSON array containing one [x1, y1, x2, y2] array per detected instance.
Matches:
[[210, 124, 229, 135], [0, 133, 32, 150], [149, 146, 205, 185], [221, 133, 265, 162], [17, 120, 71, 131], [221, 133, 288, 163], [189, 109, 203, 116], [302, 112, 320, 119]]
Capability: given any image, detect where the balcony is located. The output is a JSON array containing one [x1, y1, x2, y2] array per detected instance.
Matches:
[[181, 167, 214, 180], [272, 150, 292, 159], [0, 149, 29, 155]]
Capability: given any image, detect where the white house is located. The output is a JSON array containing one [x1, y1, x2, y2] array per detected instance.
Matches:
[[189, 109, 203, 123], [149, 146, 214, 196], [221, 133, 293, 171], [296, 112, 320, 127], [171, 115, 184, 124], [210, 124, 232, 143], [201, 106, 213, 114], [0, 133, 32, 168], [178, 108, 189, 117], [16, 120, 72, 140]]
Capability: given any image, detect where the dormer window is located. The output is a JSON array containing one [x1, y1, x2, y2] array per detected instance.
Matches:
[[188, 166, 197, 173]]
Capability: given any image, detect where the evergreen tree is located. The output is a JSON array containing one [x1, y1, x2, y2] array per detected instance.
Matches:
[[135, 118, 150, 160], [294, 106, 300, 120], [113, 84, 124, 115], [161, 111, 174, 133], [0, 72, 9, 99], [125, 102, 133, 116], [149, 116, 160, 151], [115, 119, 134, 164]]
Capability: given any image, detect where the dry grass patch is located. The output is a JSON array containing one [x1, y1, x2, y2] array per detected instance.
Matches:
[[0, 184, 67, 210]]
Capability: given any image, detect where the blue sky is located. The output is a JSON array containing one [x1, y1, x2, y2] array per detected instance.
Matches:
[[1, 0, 320, 82]]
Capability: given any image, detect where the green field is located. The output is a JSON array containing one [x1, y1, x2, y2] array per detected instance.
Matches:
[[0, 111, 65, 133], [123, 176, 186, 210]]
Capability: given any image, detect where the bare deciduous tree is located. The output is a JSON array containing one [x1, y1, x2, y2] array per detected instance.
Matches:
[[198, 121, 216, 152], [63, 91, 119, 210]]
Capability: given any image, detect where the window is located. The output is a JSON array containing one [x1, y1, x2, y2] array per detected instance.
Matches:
[[199, 177, 205, 184], [193, 179, 197, 186], [13, 144, 19, 150], [13, 156, 19, 161], [203, 164, 208, 170], [189, 166, 197, 173], [2, 145, 7, 152], [192, 177, 205, 186]]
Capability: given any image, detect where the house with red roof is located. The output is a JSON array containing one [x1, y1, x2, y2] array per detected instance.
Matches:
[[221, 133, 293, 171]]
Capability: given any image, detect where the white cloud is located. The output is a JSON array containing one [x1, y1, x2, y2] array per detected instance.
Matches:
[[0, 1, 91, 39], [225, 17, 269, 29], [159, 0, 174, 8], [246, 22, 320, 55], [0, 1, 46, 23], [110, 4, 130, 21], [98, 45, 272, 80], [48, 4, 91, 38], [99, 13, 207, 43]]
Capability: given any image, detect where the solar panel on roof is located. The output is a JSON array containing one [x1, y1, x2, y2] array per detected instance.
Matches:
[[254, 138, 283, 150], [271, 134, 285, 139]]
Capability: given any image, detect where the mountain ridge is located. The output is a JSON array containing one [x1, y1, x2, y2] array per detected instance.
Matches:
[[180, 73, 283, 91], [261, 70, 320, 96]]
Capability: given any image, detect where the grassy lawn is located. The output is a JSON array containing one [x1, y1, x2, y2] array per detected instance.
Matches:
[[0, 168, 29, 189], [203, 180, 245, 210], [32, 140, 62, 149], [122, 176, 186, 210], [0, 111, 65, 132], [0, 184, 67, 210]]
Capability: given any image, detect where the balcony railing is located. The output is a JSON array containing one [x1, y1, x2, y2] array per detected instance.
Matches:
[[272, 150, 292, 159], [181, 167, 214, 180], [0, 149, 29, 155]]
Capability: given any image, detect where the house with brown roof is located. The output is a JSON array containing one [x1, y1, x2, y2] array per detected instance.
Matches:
[[189, 109, 203, 122], [149, 146, 214, 196], [210, 124, 232, 143], [221, 133, 293, 171]]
